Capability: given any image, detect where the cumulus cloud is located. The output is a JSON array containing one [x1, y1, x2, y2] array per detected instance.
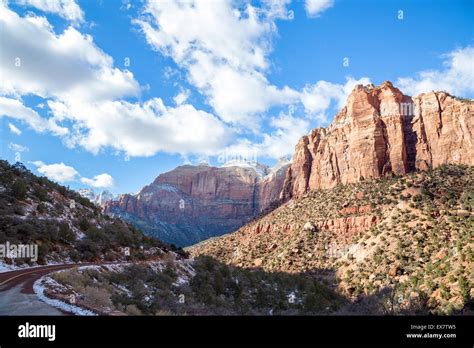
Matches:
[[8, 142, 29, 152], [0, 1, 374, 163], [135, 0, 300, 127], [258, 113, 311, 158], [263, 0, 292, 19], [16, 0, 84, 24], [223, 113, 311, 160], [0, 4, 230, 158], [305, 0, 334, 17], [173, 89, 190, 105], [81, 173, 114, 189], [31, 161, 79, 182], [0, 97, 68, 135], [397, 46, 474, 97], [8, 123, 22, 135], [0, 4, 139, 102], [301, 76, 371, 121], [31, 160, 114, 188], [47, 98, 230, 157]]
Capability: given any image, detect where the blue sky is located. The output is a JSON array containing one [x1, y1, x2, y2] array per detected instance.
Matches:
[[0, 0, 473, 195]]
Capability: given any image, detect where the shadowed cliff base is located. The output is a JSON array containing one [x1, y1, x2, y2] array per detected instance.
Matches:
[[37, 255, 474, 316]]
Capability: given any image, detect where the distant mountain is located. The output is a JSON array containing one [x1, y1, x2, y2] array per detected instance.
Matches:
[[104, 160, 290, 247], [95, 190, 115, 205], [1, 160, 341, 316], [221, 159, 270, 177], [77, 188, 96, 202]]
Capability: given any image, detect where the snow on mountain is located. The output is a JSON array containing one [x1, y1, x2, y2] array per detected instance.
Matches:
[[78, 188, 96, 202], [268, 157, 291, 176], [95, 190, 115, 205], [222, 159, 269, 178], [77, 189, 115, 205]]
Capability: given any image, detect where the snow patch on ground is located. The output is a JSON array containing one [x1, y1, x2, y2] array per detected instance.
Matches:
[[33, 276, 96, 316], [0, 261, 13, 273]]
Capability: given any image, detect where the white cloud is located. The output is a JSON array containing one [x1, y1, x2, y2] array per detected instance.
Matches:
[[8, 142, 29, 152], [300, 76, 371, 121], [0, 4, 139, 102], [0, 97, 68, 135], [305, 0, 334, 17], [16, 0, 84, 24], [397, 46, 474, 97], [259, 113, 311, 158], [47, 98, 230, 157], [8, 122, 22, 135], [121, 0, 133, 12], [173, 89, 190, 105], [81, 173, 114, 189], [263, 0, 292, 19], [30, 160, 115, 188], [31, 161, 79, 182], [1, 4, 230, 158], [223, 113, 311, 160], [0, 1, 375, 163], [135, 0, 300, 127]]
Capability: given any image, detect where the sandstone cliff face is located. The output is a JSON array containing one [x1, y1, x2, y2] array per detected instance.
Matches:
[[282, 81, 474, 199], [104, 162, 289, 246]]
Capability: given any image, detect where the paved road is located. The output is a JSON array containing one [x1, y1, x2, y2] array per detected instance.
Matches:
[[0, 264, 90, 315]]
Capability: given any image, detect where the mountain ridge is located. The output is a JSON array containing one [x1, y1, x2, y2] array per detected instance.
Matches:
[[104, 160, 290, 246]]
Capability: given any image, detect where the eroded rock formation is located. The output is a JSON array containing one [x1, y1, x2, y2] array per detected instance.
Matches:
[[282, 81, 473, 199]]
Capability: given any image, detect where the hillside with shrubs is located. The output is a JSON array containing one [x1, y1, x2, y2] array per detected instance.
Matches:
[[0, 160, 177, 266], [190, 165, 474, 315], [44, 255, 344, 315]]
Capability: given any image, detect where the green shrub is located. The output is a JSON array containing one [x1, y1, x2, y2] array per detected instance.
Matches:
[[11, 179, 27, 200]]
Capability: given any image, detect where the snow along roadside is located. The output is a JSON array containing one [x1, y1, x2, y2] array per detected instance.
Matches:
[[33, 276, 96, 316]]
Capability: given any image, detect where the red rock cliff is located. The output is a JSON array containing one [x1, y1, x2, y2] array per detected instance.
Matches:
[[282, 81, 474, 199], [104, 162, 289, 246]]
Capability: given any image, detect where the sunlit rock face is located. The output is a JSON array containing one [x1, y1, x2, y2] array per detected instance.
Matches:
[[104, 161, 289, 247], [282, 81, 474, 199]]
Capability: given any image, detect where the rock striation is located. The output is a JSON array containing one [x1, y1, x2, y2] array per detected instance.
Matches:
[[104, 160, 290, 246], [282, 81, 473, 199]]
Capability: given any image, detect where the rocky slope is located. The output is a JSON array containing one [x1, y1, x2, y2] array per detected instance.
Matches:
[[104, 159, 290, 247], [281, 81, 474, 199], [1, 160, 342, 316], [189, 165, 474, 314], [0, 160, 178, 267]]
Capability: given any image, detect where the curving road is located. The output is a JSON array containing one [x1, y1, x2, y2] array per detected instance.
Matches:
[[0, 264, 91, 315]]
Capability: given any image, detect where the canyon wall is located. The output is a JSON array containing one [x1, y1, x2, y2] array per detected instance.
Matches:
[[281, 81, 473, 199]]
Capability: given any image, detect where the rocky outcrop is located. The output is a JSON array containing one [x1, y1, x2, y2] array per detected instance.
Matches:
[[282, 81, 474, 199], [104, 161, 289, 246]]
